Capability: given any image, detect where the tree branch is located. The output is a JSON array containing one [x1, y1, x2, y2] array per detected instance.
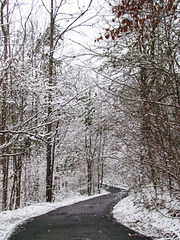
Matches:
[[54, 0, 93, 49]]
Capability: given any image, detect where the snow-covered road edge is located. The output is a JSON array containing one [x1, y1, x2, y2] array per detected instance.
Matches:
[[1, 191, 109, 240], [113, 191, 180, 240]]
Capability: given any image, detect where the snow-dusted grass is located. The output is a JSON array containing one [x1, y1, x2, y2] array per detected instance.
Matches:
[[113, 188, 180, 240], [0, 191, 109, 240]]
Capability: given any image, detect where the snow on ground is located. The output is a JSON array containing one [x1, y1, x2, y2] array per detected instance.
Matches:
[[0, 191, 109, 240], [113, 188, 180, 240]]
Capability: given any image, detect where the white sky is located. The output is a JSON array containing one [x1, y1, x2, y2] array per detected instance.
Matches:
[[10, 0, 105, 59]]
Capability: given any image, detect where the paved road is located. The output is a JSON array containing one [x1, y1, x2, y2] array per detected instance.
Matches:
[[8, 187, 152, 240]]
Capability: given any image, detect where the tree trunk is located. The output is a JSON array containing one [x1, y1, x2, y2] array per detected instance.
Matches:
[[46, 0, 54, 202], [1, 0, 9, 211], [15, 156, 22, 209], [87, 161, 92, 195]]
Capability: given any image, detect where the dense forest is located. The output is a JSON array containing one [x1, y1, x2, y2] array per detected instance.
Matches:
[[0, 0, 179, 211]]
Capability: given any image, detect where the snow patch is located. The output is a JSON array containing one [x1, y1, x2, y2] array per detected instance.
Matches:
[[113, 190, 180, 240]]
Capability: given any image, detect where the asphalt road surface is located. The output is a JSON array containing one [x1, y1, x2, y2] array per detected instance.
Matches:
[[8, 187, 152, 240]]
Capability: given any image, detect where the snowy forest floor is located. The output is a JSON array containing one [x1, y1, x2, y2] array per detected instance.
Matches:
[[0, 188, 179, 240], [113, 187, 180, 240]]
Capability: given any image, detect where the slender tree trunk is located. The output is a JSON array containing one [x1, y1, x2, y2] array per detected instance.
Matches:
[[85, 134, 93, 195], [87, 160, 92, 195], [97, 129, 102, 193], [15, 156, 22, 209], [1, 0, 9, 211], [50, 120, 59, 197], [46, 0, 54, 202], [100, 132, 105, 187]]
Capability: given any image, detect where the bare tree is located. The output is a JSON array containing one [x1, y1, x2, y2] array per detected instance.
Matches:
[[42, 0, 94, 202]]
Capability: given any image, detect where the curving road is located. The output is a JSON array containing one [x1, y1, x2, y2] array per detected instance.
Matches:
[[8, 187, 152, 240]]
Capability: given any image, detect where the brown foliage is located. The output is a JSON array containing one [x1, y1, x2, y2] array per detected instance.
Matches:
[[96, 0, 177, 42]]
